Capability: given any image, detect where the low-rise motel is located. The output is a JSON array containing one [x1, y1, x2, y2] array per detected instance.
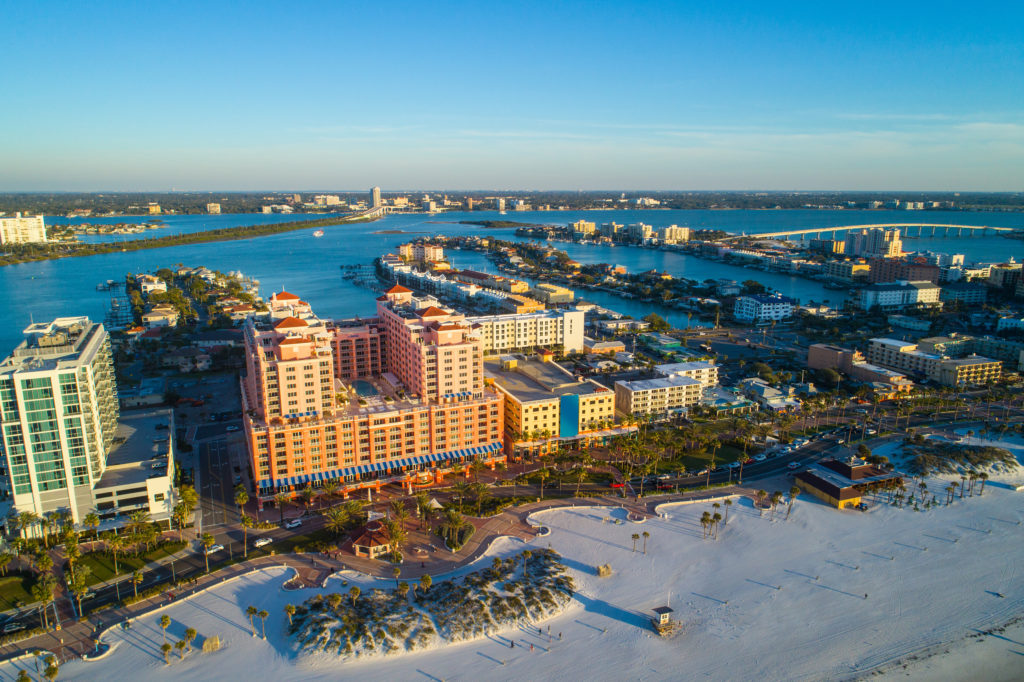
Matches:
[[242, 287, 505, 504]]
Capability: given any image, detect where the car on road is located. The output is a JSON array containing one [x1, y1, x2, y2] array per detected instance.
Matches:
[[284, 518, 303, 529], [657, 483, 674, 490], [205, 544, 224, 555], [787, 461, 802, 470], [753, 454, 767, 462], [253, 537, 273, 548], [727, 461, 741, 469], [656, 473, 671, 480], [609, 482, 625, 489], [226, 425, 240, 432]]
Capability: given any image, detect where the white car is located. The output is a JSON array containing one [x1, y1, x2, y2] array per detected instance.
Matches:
[[284, 518, 302, 530], [787, 461, 802, 470], [753, 454, 767, 462], [727, 461, 741, 469], [253, 537, 272, 548], [226, 425, 240, 432], [205, 544, 224, 555]]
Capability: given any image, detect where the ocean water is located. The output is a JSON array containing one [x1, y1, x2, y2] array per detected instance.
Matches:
[[2, 209, 1019, 353]]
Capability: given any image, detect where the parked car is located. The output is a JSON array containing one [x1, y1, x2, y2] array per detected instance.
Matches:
[[205, 544, 224, 555], [226, 425, 240, 432], [787, 461, 802, 470], [284, 518, 303, 529], [609, 482, 625, 489], [753, 454, 767, 462], [728, 462, 741, 469], [657, 473, 671, 480], [253, 537, 272, 548]]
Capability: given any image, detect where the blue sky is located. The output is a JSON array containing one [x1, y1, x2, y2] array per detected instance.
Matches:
[[3, 1, 1022, 190]]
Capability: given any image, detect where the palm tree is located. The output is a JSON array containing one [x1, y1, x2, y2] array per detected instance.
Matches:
[[240, 515, 255, 557], [0, 553, 14, 578], [451, 481, 471, 512], [397, 581, 410, 600], [700, 511, 711, 539], [470, 482, 490, 516], [418, 574, 432, 596], [285, 603, 296, 625], [83, 512, 100, 548], [131, 570, 144, 598], [175, 640, 187, 660], [299, 486, 317, 514], [641, 530, 650, 554], [32, 575, 57, 628], [327, 593, 342, 610], [258, 609, 269, 639], [161, 642, 173, 664], [184, 627, 197, 652], [234, 486, 249, 519], [978, 472, 989, 495], [522, 550, 532, 578], [201, 533, 215, 572], [246, 605, 259, 636], [349, 586, 361, 608], [755, 490, 768, 516], [323, 506, 349, 538], [172, 503, 190, 542], [712, 512, 723, 539], [723, 498, 733, 524], [18, 511, 39, 541], [274, 492, 291, 524], [770, 491, 783, 520], [160, 615, 171, 644], [630, 533, 639, 552], [392, 566, 401, 586], [786, 486, 800, 519], [414, 492, 431, 529], [321, 480, 339, 505], [537, 468, 551, 500]]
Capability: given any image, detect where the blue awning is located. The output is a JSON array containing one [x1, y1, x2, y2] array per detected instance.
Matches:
[[265, 441, 504, 489]]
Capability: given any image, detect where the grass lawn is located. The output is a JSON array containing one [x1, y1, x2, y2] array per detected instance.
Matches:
[[0, 573, 35, 610], [81, 541, 188, 584]]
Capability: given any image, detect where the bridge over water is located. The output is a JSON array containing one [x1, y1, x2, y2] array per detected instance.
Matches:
[[723, 223, 1018, 241]]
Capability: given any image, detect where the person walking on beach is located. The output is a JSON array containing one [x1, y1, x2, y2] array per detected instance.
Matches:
[[530, 643, 534, 652]]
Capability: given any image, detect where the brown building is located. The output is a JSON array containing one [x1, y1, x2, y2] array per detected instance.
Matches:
[[869, 258, 940, 284], [795, 457, 904, 509]]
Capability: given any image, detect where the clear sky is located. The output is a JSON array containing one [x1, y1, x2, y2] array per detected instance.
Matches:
[[3, 1, 1022, 191]]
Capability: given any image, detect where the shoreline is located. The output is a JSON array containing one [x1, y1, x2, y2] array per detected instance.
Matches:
[[0, 214, 378, 267]]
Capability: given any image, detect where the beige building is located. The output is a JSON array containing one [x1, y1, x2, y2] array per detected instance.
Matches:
[[532, 283, 575, 304], [569, 220, 596, 237], [653, 361, 719, 390], [824, 260, 870, 282], [614, 374, 703, 417], [469, 309, 584, 354], [0, 213, 47, 244], [866, 338, 1001, 386], [658, 225, 691, 244], [206, 203, 221, 214]]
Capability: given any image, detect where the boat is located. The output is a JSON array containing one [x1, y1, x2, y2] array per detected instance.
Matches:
[[313, 230, 324, 237]]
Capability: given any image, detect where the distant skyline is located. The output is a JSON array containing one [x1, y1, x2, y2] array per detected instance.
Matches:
[[4, 1, 1023, 191]]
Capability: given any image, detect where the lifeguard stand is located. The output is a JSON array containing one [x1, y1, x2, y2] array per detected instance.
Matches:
[[651, 606, 674, 635]]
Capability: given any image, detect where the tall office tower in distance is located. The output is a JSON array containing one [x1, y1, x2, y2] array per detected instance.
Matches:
[[370, 186, 382, 208], [0, 318, 119, 522]]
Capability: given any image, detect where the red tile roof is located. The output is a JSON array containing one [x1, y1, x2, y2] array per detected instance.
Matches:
[[273, 291, 300, 300], [273, 316, 308, 329], [417, 306, 448, 317], [386, 284, 412, 294]]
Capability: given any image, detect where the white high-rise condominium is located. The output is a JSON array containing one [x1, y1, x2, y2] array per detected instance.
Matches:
[[0, 318, 119, 524], [370, 186, 382, 207], [0, 213, 47, 244]]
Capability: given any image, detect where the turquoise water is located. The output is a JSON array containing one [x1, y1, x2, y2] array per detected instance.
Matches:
[[1, 209, 1020, 353], [352, 380, 378, 397]]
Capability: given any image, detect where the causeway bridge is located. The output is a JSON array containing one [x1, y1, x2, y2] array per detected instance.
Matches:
[[723, 223, 1018, 241]]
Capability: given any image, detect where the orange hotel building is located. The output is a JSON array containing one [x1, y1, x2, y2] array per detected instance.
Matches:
[[241, 288, 504, 501]]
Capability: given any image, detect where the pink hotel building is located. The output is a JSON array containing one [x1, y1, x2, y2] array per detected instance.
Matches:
[[241, 288, 504, 501]]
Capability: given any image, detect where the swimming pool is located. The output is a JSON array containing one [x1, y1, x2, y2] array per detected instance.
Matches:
[[352, 380, 379, 397]]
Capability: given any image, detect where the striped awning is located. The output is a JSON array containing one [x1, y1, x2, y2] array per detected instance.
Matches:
[[258, 441, 502, 490]]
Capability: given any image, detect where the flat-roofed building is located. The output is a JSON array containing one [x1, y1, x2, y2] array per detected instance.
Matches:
[[733, 293, 796, 323], [824, 260, 870, 282], [0, 213, 47, 244], [206, 202, 221, 214], [0, 317, 120, 525], [658, 225, 690, 244], [653, 361, 719, 390], [486, 354, 622, 457], [614, 374, 702, 418], [532, 283, 575, 304], [469, 309, 584, 354], [853, 281, 941, 311], [795, 456, 904, 509], [865, 337, 1001, 386]]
